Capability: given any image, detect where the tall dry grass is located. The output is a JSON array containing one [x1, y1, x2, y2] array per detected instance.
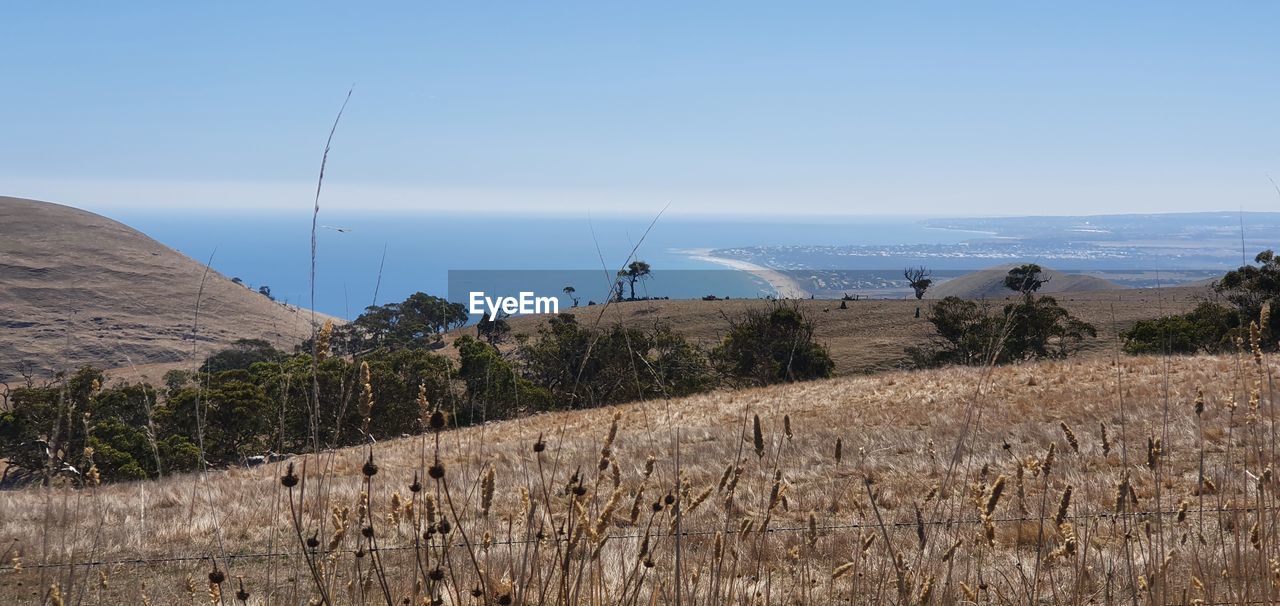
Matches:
[[2, 346, 1278, 604]]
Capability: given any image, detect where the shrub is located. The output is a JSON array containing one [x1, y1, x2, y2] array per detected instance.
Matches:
[[520, 314, 715, 407], [1121, 302, 1239, 355], [711, 302, 834, 386], [914, 295, 1096, 367], [249, 349, 456, 450], [0, 368, 174, 485], [200, 338, 284, 373], [456, 335, 551, 422], [912, 297, 999, 366], [1211, 249, 1280, 345], [161, 370, 274, 465], [1002, 295, 1097, 360]]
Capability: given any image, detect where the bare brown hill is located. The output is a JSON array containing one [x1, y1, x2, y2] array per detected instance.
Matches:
[[446, 286, 1208, 375], [925, 264, 1124, 299], [0, 196, 322, 383]]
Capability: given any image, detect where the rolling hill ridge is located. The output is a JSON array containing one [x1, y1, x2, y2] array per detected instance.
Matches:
[[0, 196, 321, 383]]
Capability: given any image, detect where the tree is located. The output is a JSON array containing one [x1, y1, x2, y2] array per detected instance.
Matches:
[[563, 285, 580, 307], [624, 261, 652, 300], [611, 276, 626, 302], [912, 295, 1096, 367], [904, 267, 933, 300], [0, 368, 102, 485], [519, 314, 714, 407], [1116, 249, 1280, 356], [201, 339, 284, 373], [1215, 250, 1280, 338], [162, 371, 274, 465], [455, 336, 551, 421], [1001, 295, 1097, 360], [476, 311, 511, 346], [711, 302, 834, 386], [0, 368, 202, 485], [914, 297, 996, 366], [0, 347, 476, 485], [349, 292, 468, 350], [1004, 264, 1050, 296]]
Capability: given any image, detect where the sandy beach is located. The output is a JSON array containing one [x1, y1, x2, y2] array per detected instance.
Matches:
[[680, 248, 810, 299]]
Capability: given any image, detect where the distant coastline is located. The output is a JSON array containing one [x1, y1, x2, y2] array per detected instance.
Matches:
[[679, 248, 810, 299], [920, 226, 1000, 237]]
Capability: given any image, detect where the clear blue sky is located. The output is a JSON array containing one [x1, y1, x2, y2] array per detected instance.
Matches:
[[3, 2, 1279, 217]]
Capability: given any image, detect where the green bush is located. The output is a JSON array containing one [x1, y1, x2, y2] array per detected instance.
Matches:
[[339, 292, 469, 352], [456, 335, 551, 422], [913, 295, 1096, 367], [1121, 302, 1239, 355], [200, 338, 284, 373], [0, 368, 171, 485], [520, 314, 715, 407], [711, 303, 834, 386]]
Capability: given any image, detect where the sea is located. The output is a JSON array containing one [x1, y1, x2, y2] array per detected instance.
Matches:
[[109, 211, 975, 320]]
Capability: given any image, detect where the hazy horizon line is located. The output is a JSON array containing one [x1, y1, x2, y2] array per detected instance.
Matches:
[[4, 176, 1279, 222]]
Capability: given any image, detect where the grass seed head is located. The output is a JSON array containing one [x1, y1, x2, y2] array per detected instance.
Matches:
[[316, 319, 333, 361], [359, 361, 374, 436], [481, 464, 496, 517], [1251, 321, 1263, 365], [1043, 443, 1056, 477], [832, 561, 856, 580], [1060, 421, 1079, 453], [1055, 485, 1073, 526], [985, 475, 1006, 516], [752, 414, 765, 458]]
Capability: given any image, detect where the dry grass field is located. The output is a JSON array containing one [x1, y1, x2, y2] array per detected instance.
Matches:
[[3, 349, 1276, 604], [444, 286, 1208, 375]]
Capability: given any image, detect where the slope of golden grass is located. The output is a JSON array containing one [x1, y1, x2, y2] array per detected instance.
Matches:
[[446, 287, 1207, 375], [925, 265, 1125, 299], [0, 196, 328, 384], [2, 351, 1272, 604]]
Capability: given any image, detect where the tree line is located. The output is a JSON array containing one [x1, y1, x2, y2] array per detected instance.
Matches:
[[0, 296, 833, 486]]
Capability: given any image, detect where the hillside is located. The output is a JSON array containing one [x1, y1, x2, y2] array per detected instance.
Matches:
[[925, 264, 1125, 299], [0, 196, 1207, 384], [0, 196, 321, 383], [1, 353, 1266, 603], [446, 286, 1207, 374]]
